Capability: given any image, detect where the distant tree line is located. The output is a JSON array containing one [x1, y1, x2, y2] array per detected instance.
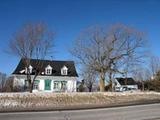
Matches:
[[132, 56, 160, 92], [0, 72, 14, 92]]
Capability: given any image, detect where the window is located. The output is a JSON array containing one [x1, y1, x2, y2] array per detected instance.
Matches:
[[25, 65, 33, 74], [33, 83, 39, 90], [33, 80, 40, 90], [46, 69, 52, 75], [54, 81, 59, 89], [29, 65, 33, 73], [62, 69, 67, 75], [45, 65, 52, 75], [24, 80, 39, 90], [45, 80, 51, 90], [61, 66, 68, 75], [24, 80, 29, 90], [61, 81, 67, 91], [53, 81, 67, 92]]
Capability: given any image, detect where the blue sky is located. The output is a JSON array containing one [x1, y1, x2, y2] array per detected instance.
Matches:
[[0, 0, 160, 75]]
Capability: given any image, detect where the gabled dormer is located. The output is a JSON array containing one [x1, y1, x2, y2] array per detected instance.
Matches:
[[61, 65, 68, 75], [45, 65, 52, 75], [25, 65, 33, 74]]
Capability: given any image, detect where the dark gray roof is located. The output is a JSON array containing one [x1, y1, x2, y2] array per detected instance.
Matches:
[[12, 58, 78, 77], [116, 78, 136, 85]]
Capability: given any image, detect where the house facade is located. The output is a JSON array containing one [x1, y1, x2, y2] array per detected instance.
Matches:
[[114, 78, 138, 92], [12, 59, 78, 92]]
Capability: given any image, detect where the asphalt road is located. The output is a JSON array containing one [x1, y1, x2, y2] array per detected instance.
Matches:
[[0, 103, 160, 120]]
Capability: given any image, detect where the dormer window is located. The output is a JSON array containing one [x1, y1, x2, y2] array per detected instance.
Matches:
[[46, 69, 52, 74], [62, 69, 67, 75], [25, 65, 33, 74], [45, 65, 52, 75], [61, 65, 68, 75]]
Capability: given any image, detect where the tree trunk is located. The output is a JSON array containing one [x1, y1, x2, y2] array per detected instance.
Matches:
[[29, 72, 38, 93], [88, 85, 92, 92], [27, 74, 33, 93], [29, 81, 34, 93], [99, 72, 105, 92], [26, 67, 33, 93], [108, 72, 113, 92], [142, 81, 144, 91]]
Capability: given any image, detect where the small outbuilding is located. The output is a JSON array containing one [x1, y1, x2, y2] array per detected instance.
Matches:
[[114, 77, 138, 92]]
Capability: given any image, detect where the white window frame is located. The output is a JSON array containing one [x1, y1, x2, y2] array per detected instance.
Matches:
[[61, 81, 67, 91], [53, 81, 59, 90], [45, 65, 52, 75], [62, 69, 67, 75], [61, 66, 68, 75], [46, 69, 52, 75], [33, 83, 39, 90], [33, 80, 40, 90]]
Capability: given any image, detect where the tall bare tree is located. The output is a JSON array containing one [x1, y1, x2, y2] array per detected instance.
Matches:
[[9, 23, 55, 93], [70, 24, 146, 92], [132, 66, 151, 91]]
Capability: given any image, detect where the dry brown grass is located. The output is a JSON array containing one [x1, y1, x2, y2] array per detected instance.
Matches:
[[0, 92, 160, 112]]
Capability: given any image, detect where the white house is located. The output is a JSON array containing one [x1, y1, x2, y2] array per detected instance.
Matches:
[[114, 77, 138, 92], [12, 58, 78, 92]]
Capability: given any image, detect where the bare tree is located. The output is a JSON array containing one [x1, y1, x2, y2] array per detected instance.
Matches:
[[131, 55, 160, 91], [4, 76, 14, 92], [132, 66, 151, 91], [81, 66, 97, 92], [8, 22, 55, 93], [149, 56, 160, 78], [70, 24, 146, 92]]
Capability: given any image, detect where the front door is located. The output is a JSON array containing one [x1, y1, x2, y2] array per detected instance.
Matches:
[[45, 80, 51, 90]]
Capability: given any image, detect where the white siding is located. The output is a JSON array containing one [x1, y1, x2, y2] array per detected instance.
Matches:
[[12, 74, 77, 92], [67, 80, 76, 92], [39, 79, 44, 91], [13, 76, 25, 87]]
